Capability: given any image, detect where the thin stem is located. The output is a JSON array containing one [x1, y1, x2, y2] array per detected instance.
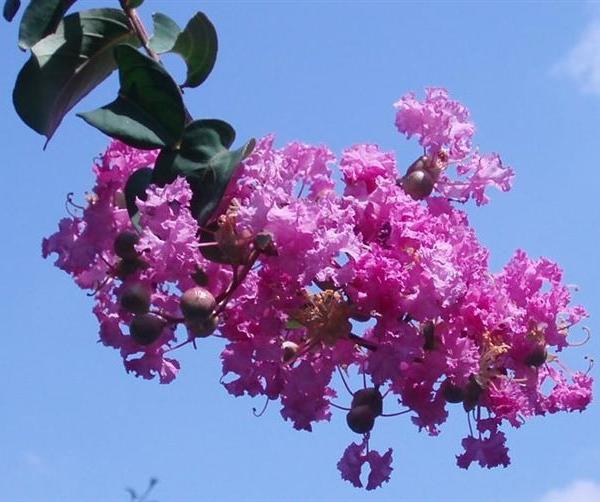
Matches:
[[119, 1, 160, 62], [337, 365, 354, 396], [380, 409, 411, 418], [328, 401, 351, 412], [253, 397, 270, 417], [118, 0, 193, 123], [214, 251, 260, 316]]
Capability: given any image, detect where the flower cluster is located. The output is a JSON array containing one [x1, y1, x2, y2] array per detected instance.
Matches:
[[43, 88, 592, 490]]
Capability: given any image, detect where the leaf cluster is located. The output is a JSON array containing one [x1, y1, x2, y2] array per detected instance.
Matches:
[[4, 0, 254, 227]]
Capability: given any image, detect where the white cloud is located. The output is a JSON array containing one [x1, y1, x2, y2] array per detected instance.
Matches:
[[554, 15, 600, 95], [540, 480, 600, 502]]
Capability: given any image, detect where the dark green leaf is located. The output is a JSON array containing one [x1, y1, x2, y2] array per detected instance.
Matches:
[[188, 138, 255, 225], [184, 119, 235, 150], [150, 12, 217, 88], [125, 0, 143, 8], [3, 0, 20, 22], [148, 12, 180, 54], [125, 167, 153, 230], [13, 8, 138, 143], [78, 99, 168, 149], [152, 121, 235, 182], [18, 0, 77, 49], [78, 45, 186, 148]]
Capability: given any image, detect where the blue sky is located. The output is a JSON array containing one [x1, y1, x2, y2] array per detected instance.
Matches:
[[1, 2, 600, 501]]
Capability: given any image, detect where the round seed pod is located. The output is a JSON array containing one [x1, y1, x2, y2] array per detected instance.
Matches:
[[441, 381, 465, 404], [524, 346, 547, 367], [351, 388, 383, 417], [346, 405, 376, 434], [463, 377, 483, 412], [401, 169, 435, 200], [405, 155, 430, 176], [114, 231, 140, 260], [115, 258, 145, 279], [180, 287, 216, 321], [130, 314, 164, 346], [120, 283, 151, 314], [281, 341, 299, 363], [186, 315, 219, 338]]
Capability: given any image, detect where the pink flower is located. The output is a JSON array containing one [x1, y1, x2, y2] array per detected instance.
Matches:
[[337, 438, 393, 490]]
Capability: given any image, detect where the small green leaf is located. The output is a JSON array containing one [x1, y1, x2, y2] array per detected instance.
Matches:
[[150, 11, 217, 88], [286, 319, 304, 330], [78, 45, 186, 148], [124, 167, 153, 230], [18, 0, 77, 49], [13, 8, 138, 143], [3, 0, 20, 22], [148, 12, 180, 54]]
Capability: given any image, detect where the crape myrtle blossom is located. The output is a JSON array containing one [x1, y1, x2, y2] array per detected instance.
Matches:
[[394, 87, 515, 205], [42, 89, 592, 490]]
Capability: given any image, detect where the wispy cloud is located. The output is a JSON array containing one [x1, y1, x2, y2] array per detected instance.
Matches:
[[540, 480, 600, 502], [554, 15, 600, 95]]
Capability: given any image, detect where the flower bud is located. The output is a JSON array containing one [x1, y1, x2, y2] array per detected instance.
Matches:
[[130, 313, 164, 346], [186, 315, 219, 338], [254, 232, 278, 256], [441, 380, 465, 404], [351, 387, 383, 416], [120, 283, 151, 314], [180, 287, 216, 321], [524, 346, 547, 367], [400, 169, 435, 200], [282, 341, 300, 363], [405, 155, 430, 176], [114, 231, 140, 260], [346, 405, 376, 434], [463, 376, 483, 412]]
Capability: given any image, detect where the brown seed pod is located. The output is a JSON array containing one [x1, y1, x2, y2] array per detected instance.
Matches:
[[114, 231, 140, 260], [400, 169, 435, 200], [254, 232, 278, 256], [422, 320, 436, 351], [524, 346, 547, 368], [441, 380, 465, 404], [351, 387, 383, 416], [186, 315, 219, 338], [130, 314, 164, 346], [346, 405, 376, 434], [114, 258, 146, 279], [120, 283, 151, 314], [463, 376, 483, 412], [180, 287, 216, 321], [281, 341, 300, 363], [405, 155, 431, 176]]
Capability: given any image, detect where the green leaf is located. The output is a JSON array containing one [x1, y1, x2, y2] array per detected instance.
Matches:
[[125, 0, 143, 8], [148, 12, 180, 54], [124, 167, 153, 230], [184, 119, 235, 150], [152, 120, 235, 184], [78, 99, 169, 150], [286, 319, 304, 330], [3, 0, 20, 22], [78, 45, 186, 148], [150, 11, 217, 88], [13, 8, 138, 143], [187, 138, 255, 225], [18, 0, 77, 49]]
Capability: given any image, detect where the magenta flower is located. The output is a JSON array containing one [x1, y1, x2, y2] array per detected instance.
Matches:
[[42, 89, 592, 490]]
